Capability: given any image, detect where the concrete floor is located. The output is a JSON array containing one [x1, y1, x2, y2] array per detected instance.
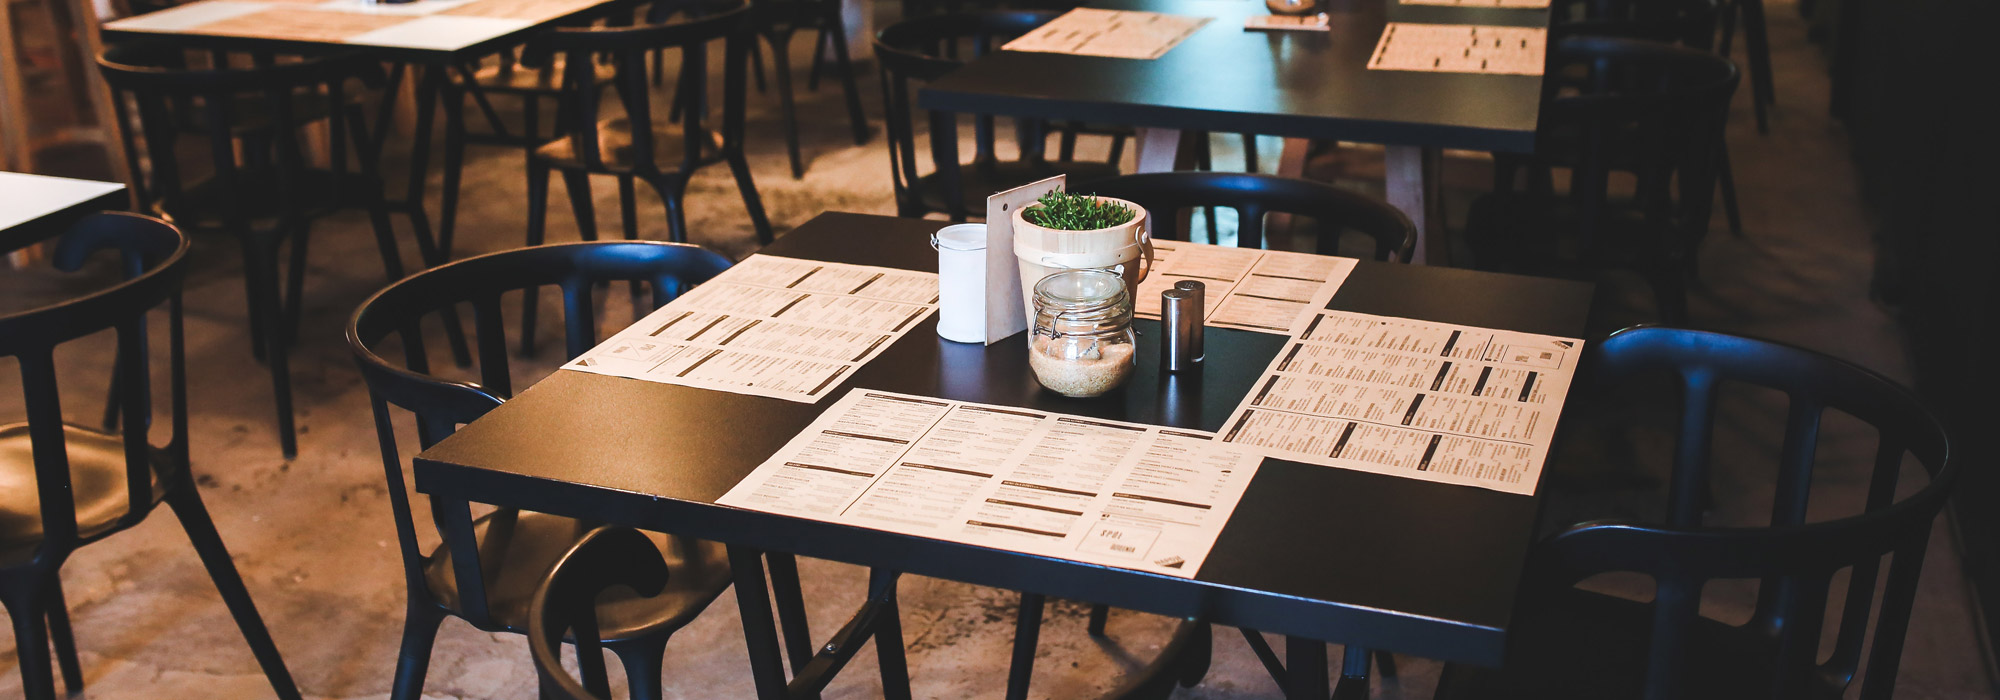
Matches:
[[3, 0, 1996, 698]]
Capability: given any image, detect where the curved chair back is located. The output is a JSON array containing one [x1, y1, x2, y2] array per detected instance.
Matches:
[[1537, 37, 1737, 250], [528, 527, 672, 700], [0, 213, 189, 562], [1080, 172, 1417, 261], [528, 0, 752, 175], [1529, 326, 1957, 699], [96, 45, 384, 227], [875, 10, 1059, 218], [346, 241, 731, 625]]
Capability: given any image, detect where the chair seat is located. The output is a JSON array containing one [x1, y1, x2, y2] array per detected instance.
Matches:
[[156, 168, 382, 229], [533, 117, 726, 175], [471, 56, 615, 95], [174, 91, 347, 138], [1434, 587, 1839, 700], [0, 423, 169, 567], [912, 159, 1123, 217], [423, 510, 732, 641]]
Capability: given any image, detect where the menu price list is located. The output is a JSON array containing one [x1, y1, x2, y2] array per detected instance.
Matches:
[[1132, 241, 1358, 335], [562, 255, 939, 403], [718, 390, 1263, 578], [1220, 310, 1581, 495]]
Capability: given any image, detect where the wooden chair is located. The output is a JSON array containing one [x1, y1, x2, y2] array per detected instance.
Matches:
[[753, 0, 869, 179], [1466, 36, 1737, 325], [523, 0, 773, 251], [0, 213, 299, 700], [97, 44, 409, 457], [1434, 325, 1959, 700], [348, 241, 742, 700], [1083, 171, 1416, 261], [876, 10, 1133, 222]]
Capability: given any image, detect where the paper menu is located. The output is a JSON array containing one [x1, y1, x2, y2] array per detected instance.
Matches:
[[717, 390, 1263, 578], [562, 255, 938, 403], [1367, 23, 1547, 76], [1001, 8, 1212, 60], [1133, 241, 1358, 335], [1219, 310, 1581, 495]]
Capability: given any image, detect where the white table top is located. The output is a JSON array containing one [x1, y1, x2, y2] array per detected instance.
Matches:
[[0, 172, 126, 234], [103, 0, 612, 54]]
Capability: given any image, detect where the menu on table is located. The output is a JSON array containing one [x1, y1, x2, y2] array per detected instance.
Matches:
[[1001, 8, 1212, 60], [717, 390, 1262, 578], [562, 255, 938, 403], [1400, 0, 1549, 8], [1368, 23, 1547, 76], [1220, 310, 1581, 495], [1133, 241, 1357, 335]]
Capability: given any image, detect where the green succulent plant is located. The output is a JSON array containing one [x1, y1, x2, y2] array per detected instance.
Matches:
[[1022, 190, 1136, 231]]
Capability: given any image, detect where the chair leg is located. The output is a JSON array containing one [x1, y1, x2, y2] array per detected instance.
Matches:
[[1242, 133, 1259, 172], [806, 27, 830, 90], [45, 583, 85, 696], [562, 169, 599, 242], [651, 177, 692, 244], [238, 238, 269, 362], [522, 160, 553, 357], [726, 152, 775, 244], [1740, 0, 1774, 133], [1718, 138, 1744, 238], [282, 227, 312, 348], [871, 572, 912, 700], [1374, 650, 1397, 678], [166, 484, 303, 700], [749, 36, 768, 93], [389, 605, 445, 700], [823, 12, 869, 146], [4, 585, 59, 700], [246, 241, 299, 458], [609, 636, 670, 700], [1087, 603, 1109, 637], [1058, 126, 1080, 162], [1005, 592, 1044, 700], [768, 36, 806, 179], [764, 553, 815, 675], [617, 174, 640, 241]]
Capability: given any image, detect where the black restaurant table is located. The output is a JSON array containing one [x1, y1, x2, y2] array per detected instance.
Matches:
[[413, 212, 1593, 699], [919, 0, 1550, 265]]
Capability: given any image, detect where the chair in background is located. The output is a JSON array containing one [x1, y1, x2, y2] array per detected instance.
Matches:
[[525, 0, 773, 252], [349, 241, 736, 700], [875, 10, 1123, 221], [97, 45, 409, 457], [1466, 36, 1737, 325], [0, 213, 299, 700], [753, 0, 869, 179], [1083, 171, 1416, 261], [1550, 0, 1745, 238], [1434, 325, 1959, 699]]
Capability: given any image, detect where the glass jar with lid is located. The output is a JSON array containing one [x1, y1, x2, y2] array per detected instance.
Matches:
[[1028, 269, 1136, 398]]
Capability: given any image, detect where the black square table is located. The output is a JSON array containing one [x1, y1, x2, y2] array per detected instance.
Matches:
[[413, 212, 1593, 699], [919, 0, 1551, 265], [1, 171, 128, 254], [98, 0, 646, 271]]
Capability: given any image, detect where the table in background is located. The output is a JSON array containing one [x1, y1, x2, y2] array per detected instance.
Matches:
[[413, 212, 1593, 700], [920, 0, 1550, 265], [1, 171, 126, 255], [99, 0, 641, 270]]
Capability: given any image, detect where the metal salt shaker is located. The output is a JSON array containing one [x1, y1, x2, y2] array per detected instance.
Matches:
[[1161, 281, 1205, 372]]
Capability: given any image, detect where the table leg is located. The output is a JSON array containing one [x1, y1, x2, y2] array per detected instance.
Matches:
[[1385, 144, 1446, 265], [403, 66, 441, 263], [729, 545, 791, 700], [1332, 645, 1372, 700], [1134, 127, 1182, 173], [436, 73, 467, 260], [1285, 636, 1330, 700]]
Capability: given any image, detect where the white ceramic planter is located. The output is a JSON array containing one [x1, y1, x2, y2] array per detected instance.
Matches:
[[1010, 196, 1152, 324]]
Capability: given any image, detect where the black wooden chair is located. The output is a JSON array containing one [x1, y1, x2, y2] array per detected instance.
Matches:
[[1, 213, 299, 700], [525, 0, 774, 252], [349, 241, 740, 700], [875, 10, 1123, 221], [1466, 36, 1737, 325], [1083, 171, 1417, 261], [754, 0, 870, 179], [1434, 326, 1959, 700], [1550, 0, 1745, 238], [98, 45, 409, 457]]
